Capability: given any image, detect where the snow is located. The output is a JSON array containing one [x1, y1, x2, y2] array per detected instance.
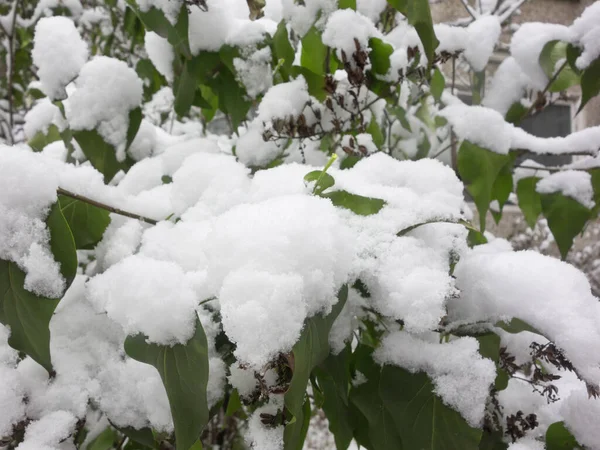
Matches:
[[235, 122, 282, 167], [66, 56, 143, 162], [356, 0, 387, 22], [510, 23, 573, 90], [561, 390, 600, 449], [246, 397, 285, 450], [322, 9, 378, 61], [23, 99, 64, 140], [32, 16, 89, 100], [86, 255, 199, 345], [229, 365, 258, 398], [233, 47, 273, 99], [464, 16, 501, 72], [16, 410, 77, 450], [442, 104, 600, 156], [375, 331, 496, 426], [570, 2, 600, 70], [257, 77, 310, 124], [536, 170, 595, 209], [281, 0, 338, 36], [135, 0, 182, 25], [452, 246, 600, 383], [144, 31, 174, 82], [0, 366, 26, 438], [483, 57, 531, 115]]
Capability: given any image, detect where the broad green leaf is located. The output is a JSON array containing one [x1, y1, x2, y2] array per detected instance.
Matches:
[[369, 38, 394, 75], [540, 192, 591, 259], [126, 2, 190, 58], [174, 56, 204, 117], [471, 70, 485, 105], [566, 44, 582, 75], [321, 190, 385, 215], [208, 65, 252, 131], [380, 364, 482, 450], [0, 260, 60, 373], [47, 199, 78, 289], [349, 346, 403, 450], [387, 0, 439, 67], [290, 66, 326, 101], [28, 124, 61, 152], [545, 421, 580, 450], [458, 141, 511, 231], [315, 348, 354, 450], [476, 334, 508, 390], [539, 40, 580, 93], [283, 286, 348, 450], [125, 319, 210, 450], [367, 116, 385, 148], [495, 318, 541, 335], [304, 170, 335, 195], [125, 107, 143, 152], [516, 177, 543, 229], [225, 389, 242, 417], [272, 21, 295, 79], [116, 426, 155, 448], [431, 67, 445, 102], [578, 56, 600, 113], [301, 27, 328, 76], [340, 155, 360, 169], [72, 129, 129, 183], [86, 427, 119, 450], [338, 0, 356, 9], [505, 102, 528, 124], [490, 156, 515, 223], [58, 196, 111, 249]]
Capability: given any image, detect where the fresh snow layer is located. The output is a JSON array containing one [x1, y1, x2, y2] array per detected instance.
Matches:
[[536, 170, 595, 209], [32, 16, 89, 100]]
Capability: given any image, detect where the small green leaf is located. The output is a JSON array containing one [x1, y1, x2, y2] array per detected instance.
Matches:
[[516, 177, 543, 229], [0, 260, 60, 373], [301, 26, 328, 76], [284, 286, 348, 450], [546, 421, 580, 450], [272, 21, 295, 79], [578, 56, 600, 113], [490, 156, 515, 223], [321, 191, 385, 216], [72, 129, 129, 183], [505, 102, 528, 125], [208, 65, 252, 131], [86, 427, 119, 450], [338, 0, 356, 9], [28, 124, 61, 152], [125, 319, 210, 450], [116, 426, 155, 448], [125, 107, 143, 152], [59, 196, 111, 250], [495, 318, 541, 335], [174, 56, 204, 117], [539, 40, 580, 93], [471, 70, 485, 105], [540, 192, 591, 259], [391, 106, 412, 131], [430, 67, 445, 102], [225, 389, 242, 417], [457, 141, 511, 232], [305, 170, 335, 195], [369, 38, 394, 75], [290, 66, 326, 101], [367, 116, 385, 148], [47, 199, 78, 289]]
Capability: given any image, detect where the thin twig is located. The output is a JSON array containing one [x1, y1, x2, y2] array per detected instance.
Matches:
[[57, 187, 159, 225], [523, 60, 569, 119], [458, 0, 478, 19]]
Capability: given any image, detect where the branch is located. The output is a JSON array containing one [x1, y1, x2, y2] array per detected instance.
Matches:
[[57, 188, 159, 225], [523, 60, 569, 119], [458, 0, 478, 19]]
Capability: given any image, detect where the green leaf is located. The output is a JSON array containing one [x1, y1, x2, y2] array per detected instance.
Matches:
[[58, 196, 111, 250], [387, 0, 439, 67], [283, 286, 348, 450], [338, 0, 356, 9], [416, 130, 431, 160], [304, 170, 335, 195], [301, 27, 327, 76], [539, 40, 580, 93], [490, 156, 515, 223], [116, 426, 155, 448], [578, 56, 600, 113], [457, 141, 511, 232], [72, 129, 129, 183], [367, 116, 385, 148], [566, 44, 582, 75], [125, 319, 210, 450], [290, 66, 326, 101], [369, 37, 394, 75], [391, 106, 412, 131], [272, 21, 295, 79], [208, 65, 252, 131], [174, 56, 204, 117], [546, 421, 580, 450], [86, 427, 119, 450], [0, 260, 60, 373], [47, 199, 78, 289], [495, 318, 541, 335], [225, 389, 242, 417], [321, 190, 385, 216], [28, 124, 61, 152], [540, 192, 591, 259], [471, 70, 485, 105], [315, 348, 354, 450], [379, 364, 482, 450], [505, 102, 528, 125], [516, 177, 543, 229], [125, 107, 143, 152], [431, 67, 445, 102], [478, 430, 508, 450]]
